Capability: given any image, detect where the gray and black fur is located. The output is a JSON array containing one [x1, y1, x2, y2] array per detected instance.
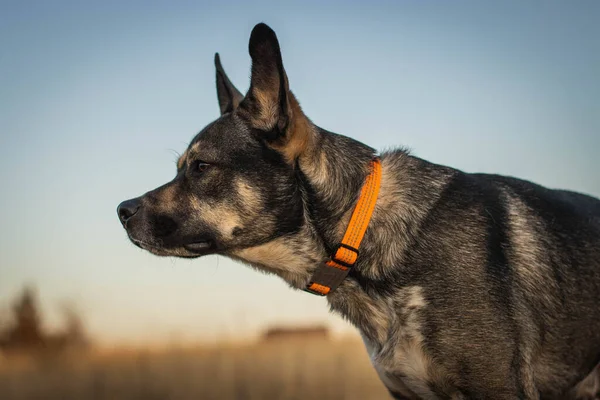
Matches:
[[117, 23, 600, 399]]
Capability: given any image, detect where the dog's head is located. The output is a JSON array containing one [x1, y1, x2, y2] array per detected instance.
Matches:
[[117, 24, 320, 266]]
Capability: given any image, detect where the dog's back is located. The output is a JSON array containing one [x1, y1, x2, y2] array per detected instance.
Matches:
[[388, 156, 600, 398]]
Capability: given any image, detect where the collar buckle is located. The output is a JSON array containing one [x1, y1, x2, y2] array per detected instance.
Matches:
[[330, 243, 360, 269]]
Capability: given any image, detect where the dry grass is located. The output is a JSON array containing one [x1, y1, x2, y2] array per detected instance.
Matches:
[[0, 337, 391, 400]]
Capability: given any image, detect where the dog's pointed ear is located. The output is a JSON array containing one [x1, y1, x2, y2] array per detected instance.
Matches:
[[243, 23, 291, 135], [215, 53, 244, 115], [240, 23, 314, 163]]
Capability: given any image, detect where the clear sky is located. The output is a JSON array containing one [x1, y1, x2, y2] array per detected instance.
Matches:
[[1, 1, 599, 346]]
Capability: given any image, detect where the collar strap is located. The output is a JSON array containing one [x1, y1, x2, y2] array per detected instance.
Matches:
[[305, 158, 382, 296]]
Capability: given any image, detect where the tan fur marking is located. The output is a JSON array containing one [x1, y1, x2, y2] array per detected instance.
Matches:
[[301, 149, 329, 188], [573, 364, 600, 399], [233, 239, 299, 273], [177, 150, 188, 170], [190, 197, 241, 239], [365, 159, 413, 272], [162, 185, 177, 202], [503, 187, 559, 398], [272, 94, 315, 163], [231, 230, 323, 288], [362, 334, 421, 399], [235, 178, 262, 212], [249, 87, 315, 164], [376, 160, 406, 209], [375, 286, 441, 400], [330, 279, 390, 343], [504, 191, 556, 300], [364, 156, 453, 278], [252, 89, 279, 130], [189, 141, 201, 158], [154, 184, 179, 213]]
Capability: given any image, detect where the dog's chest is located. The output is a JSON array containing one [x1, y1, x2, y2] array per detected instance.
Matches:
[[360, 286, 444, 400], [363, 334, 439, 400]]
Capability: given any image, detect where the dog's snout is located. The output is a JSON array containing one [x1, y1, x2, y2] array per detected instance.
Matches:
[[117, 198, 141, 225]]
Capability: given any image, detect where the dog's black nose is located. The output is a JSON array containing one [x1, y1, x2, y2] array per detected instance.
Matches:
[[118, 198, 141, 225]]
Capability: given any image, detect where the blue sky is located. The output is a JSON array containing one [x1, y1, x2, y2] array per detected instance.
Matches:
[[1, 1, 598, 345]]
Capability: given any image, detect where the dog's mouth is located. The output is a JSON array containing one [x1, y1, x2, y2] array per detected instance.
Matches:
[[129, 237, 217, 258], [183, 240, 216, 254]]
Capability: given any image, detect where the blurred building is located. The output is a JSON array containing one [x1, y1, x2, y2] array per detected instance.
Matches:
[[262, 325, 329, 342]]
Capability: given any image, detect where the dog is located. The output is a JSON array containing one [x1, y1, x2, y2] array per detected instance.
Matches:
[[117, 23, 600, 399]]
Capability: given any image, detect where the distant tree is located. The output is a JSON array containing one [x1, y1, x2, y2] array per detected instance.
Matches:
[[0, 286, 92, 356], [4, 286, 45, 351], [0, 304, 9, 346], [59, 301, 90, 349]]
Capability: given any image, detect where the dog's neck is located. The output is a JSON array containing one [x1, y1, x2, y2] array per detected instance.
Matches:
[[296, 127, 377, 253], [297, 127, 455, 344], [233, 123, 454, 345]]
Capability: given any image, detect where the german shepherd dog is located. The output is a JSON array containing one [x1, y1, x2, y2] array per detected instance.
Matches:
[[117, 23, 600, 399]]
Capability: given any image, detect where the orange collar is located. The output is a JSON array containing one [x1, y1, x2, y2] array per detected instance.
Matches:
[[305, 158, 382, 296]]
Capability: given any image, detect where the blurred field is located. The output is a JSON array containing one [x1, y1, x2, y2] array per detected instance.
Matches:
[[0, 337, 390, 400]]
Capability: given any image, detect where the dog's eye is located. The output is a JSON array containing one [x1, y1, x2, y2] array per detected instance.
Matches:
[[193, 161, 210, 174]]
